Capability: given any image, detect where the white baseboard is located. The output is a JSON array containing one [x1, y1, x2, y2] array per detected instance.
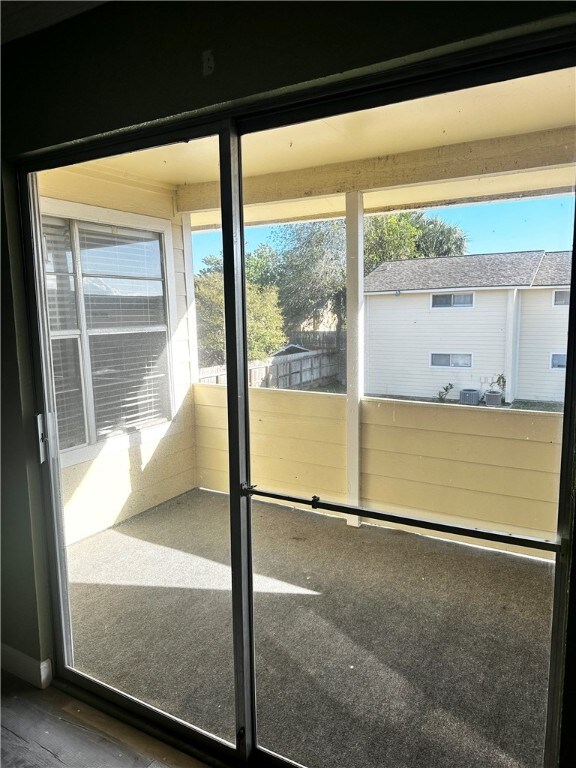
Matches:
[[1, 643, 52, 689]]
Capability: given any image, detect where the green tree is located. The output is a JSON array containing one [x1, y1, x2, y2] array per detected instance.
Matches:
[[413, 212, 467, 259], [245, 281, 286, 360], [194, 270, 228, 366], [245, 243, 281, 288], [272, 219, 347, 341], [364, 211, 467, 271], [364, 212, 421, 272], [268, 211, 467, 338], [195, 212, 467, 359], [194, 256, 286, 366]]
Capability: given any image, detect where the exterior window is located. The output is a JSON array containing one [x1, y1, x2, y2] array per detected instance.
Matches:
[[551, 353, 567, 369], [42, 215, 171, 450], [554, 290, 570, 306], [431, 292, 474, 308], [431, 353, 472, 368]]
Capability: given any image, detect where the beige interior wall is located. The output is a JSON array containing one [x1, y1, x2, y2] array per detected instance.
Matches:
[[38, 169, 198, 544], [195, 384, 561, 557]]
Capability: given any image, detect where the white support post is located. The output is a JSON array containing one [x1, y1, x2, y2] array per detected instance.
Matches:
[[182, 214, 200, 384], [345, 192, 364, 527], [504, 288, 520, 403]]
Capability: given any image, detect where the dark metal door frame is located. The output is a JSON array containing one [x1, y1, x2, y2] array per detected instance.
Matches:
[[220, 123, 257, 762], [13, 30, 576, 768]]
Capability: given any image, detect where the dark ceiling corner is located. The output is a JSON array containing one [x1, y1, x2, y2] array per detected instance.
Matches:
[[1, 1, 108, 45]]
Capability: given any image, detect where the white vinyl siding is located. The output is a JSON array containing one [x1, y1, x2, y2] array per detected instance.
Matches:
[[365, 290, 507, 399], [516, 289, 569, 401]]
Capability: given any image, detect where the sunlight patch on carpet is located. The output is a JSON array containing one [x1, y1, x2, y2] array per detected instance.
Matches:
[[68, 530, 320, 594]]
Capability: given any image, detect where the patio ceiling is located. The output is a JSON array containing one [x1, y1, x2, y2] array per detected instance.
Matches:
[[50, 67, 576, 227]]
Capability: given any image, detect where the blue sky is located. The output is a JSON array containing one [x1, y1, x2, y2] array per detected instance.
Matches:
[[191, 195, 575, 270]]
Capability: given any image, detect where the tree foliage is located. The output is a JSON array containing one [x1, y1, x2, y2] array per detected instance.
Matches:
[[272, 220, 347, 338], [195, 211, 467, 359], [194, 255, 286, 366], [245, 243, 281, 287], [267, 211, 467, 335], [364, 213, 420, 272], [365, 211, 467, 270], [194, 270, 228, 366]]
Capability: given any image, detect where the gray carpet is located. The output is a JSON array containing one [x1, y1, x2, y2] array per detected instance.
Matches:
[[67, 489, 553, 768]]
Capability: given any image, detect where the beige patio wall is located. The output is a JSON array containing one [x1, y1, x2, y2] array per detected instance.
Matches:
[[360, 397, 560, 557], [38, 169, 198, 544], [195, 384, 347, 503], [60, 391, 196, 543], [195, 384, 561, 557]]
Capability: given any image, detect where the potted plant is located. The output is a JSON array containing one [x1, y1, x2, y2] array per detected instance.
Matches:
[[483, 373, 506, 407], [438, 383, 454, 403]]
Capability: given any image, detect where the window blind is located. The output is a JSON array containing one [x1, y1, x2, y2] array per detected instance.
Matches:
[[89, 332, 169, 438], [46, 274, 79, 331], [44, 217, 74, 273], [83, 277, 166, 328], [42, 214, 172, 451], [51, 338, 87, 449], [79, 223, 162, 278]]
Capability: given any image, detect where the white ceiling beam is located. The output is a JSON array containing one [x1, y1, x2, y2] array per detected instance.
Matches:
[[176, 126, 574, 214]]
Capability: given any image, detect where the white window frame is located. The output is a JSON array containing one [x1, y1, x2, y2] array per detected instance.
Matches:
[[40, 199, 177, 467], [430, 291, 475, 309], [550, 352, 567, 370], [552, 289, 570, 306], [430, 352, 473, 368]]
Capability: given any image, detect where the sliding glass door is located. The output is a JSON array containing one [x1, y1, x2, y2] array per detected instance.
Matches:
[[240, 69, 575, 768], [26, 63, 575, 768], [31, 134, 239, 751]]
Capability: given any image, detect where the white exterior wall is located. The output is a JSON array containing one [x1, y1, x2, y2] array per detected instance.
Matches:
[[516, 288, 569, 402], [365, 290, 508, 400]]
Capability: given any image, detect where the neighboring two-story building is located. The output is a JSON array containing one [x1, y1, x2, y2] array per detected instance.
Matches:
[[364, 250, 571, 403]]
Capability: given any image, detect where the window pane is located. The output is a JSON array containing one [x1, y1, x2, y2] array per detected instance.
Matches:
[[551, 354, 567, 369], [83, 277, 166, 328], [554, 290, 570, 306], [89, 332, 170, 437], [451, 353, 472, 367], [46, 274, 78, 331], [431, 353, 450, 366], [453, 293, 473, 306], [79, 223, 162, 278], [43, 217, 73, 273], [51, 338, 86, 449], [431, 294, 452, 307]]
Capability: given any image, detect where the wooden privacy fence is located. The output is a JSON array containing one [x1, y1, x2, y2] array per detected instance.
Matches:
[[288, 330, 341, 350], [199, 349, 342, 389]]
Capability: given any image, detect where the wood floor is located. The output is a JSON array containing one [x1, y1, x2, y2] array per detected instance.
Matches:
[[1, 672, 209, 768]]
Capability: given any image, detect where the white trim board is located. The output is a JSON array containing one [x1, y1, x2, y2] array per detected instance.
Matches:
[[1, 643, 53, 689]]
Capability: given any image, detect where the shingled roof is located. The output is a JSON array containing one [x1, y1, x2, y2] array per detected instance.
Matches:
[[364, 251, 572, 293]]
